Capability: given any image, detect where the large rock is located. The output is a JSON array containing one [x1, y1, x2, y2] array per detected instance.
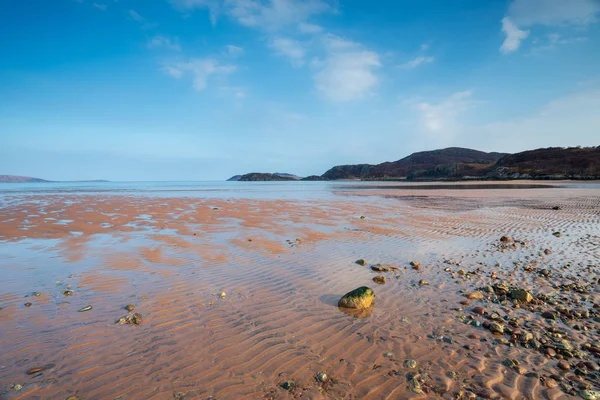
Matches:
[[338, 287, 375, 309]]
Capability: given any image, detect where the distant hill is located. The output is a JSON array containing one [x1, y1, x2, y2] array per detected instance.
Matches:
[[0, 175, 50, 183], [226, 146, 600, 182], [226, 175, 242, 181], [237, 173, 299, 181], [481, 147, 600, 179], [322, 147, 508, 180]]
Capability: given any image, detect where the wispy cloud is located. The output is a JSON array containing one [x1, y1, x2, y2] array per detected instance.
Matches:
[[531, 33, 588, 52], [129, 9, 144, 22], [508, 0, 600, 27], [129, 9, 157, 30], [269, 37, 306, 67], [413, 91, 473, 136], [500, 0, 600, 54], [222, 45, 245, 58], [93, 3, 107, 11], [500, 17, 530, 53], [314, 35, 381, 102], [147, 36, 181, 51], [169, 0, 334, 31], [163, 59, 236, 91], [298, 22, 323, 34], [399, 56, 434, 69]]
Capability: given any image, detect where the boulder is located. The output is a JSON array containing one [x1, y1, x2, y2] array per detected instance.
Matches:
[[338, 287, 375, 309]]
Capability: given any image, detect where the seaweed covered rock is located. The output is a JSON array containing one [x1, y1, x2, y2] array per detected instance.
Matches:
[[338, 287, 375, 309]]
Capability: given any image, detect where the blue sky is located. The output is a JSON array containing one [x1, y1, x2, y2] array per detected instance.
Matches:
[[1, 0, 599, 181]]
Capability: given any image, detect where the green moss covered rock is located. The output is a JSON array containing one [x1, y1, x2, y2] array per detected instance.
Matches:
[[338, 286, 375, 309]]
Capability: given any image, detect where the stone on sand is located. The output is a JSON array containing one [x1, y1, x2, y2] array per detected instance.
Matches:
[[338, 287, 375, 309], [509, 288, 533, 303]]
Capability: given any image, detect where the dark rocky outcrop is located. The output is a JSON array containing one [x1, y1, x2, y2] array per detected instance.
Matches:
[[301, 175, 328, 181], [238, 173, 298, 181]]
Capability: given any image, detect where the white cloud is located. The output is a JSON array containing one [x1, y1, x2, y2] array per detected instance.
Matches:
[[413, 91, 473, 136], [314, 36, 381, 102], [419, 43, 430, 52], [163, 59, 236, 91], [227, 0, 332, 30], [500, 0, 600, 53], [500, 17, 530, 53], [222, 44, 245, 58], [269, 37, 306, 66], [399, 56, 434, 69], [129, 9, 144, 22], [531, 33, 588, 52], [170, 0, 220, 24], [507, 0, 600, 27], [93, 3, 107, 11], [147, 36, 181, 51], [170, 0, 333, 30], [298, 22, 323, 34]]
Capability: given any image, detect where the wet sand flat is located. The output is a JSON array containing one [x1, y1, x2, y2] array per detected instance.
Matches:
[[0, 186, 599, 399]]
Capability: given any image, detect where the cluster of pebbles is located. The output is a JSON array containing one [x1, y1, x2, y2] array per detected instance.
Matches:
[[449, 235, 600, 399]]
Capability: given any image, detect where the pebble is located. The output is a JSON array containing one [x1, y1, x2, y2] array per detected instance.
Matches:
[[558, 360, 570, 371], [372, 276, 386, 285], [384, 351, 393, 357], [78, 305, 92, 312], [316, 372, 327, 382], [404, 359, 417, 369], [489, 322, 504, 334], [116, 312, 143, 325], [355, 259, 366, 266], [579, 390, 600, 400], [418, 280, 429, 286], [125, 304, 135, 312], [544, 377, 558, 388], [27, 364, 55, 375], [24, 302, 32, 307], [542, 311, 557, 320], [472, 306, 487, 315], [467, 292, 484, 300], [220, 291, 226, 298], [371, 265, 389, 272]]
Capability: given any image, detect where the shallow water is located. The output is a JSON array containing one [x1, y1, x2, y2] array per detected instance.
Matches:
[[0, 184, 599, 399]]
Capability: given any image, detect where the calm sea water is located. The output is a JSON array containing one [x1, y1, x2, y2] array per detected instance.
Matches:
[[0, 180, 598, 201]]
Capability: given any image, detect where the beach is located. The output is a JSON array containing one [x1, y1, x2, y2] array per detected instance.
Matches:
[[1, 182, 599, 399]]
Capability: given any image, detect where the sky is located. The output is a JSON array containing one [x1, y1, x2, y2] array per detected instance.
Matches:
[[1, 0, 599, 181]]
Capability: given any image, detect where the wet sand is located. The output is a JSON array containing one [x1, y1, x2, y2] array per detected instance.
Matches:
[[0, 186, 599, 399]]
